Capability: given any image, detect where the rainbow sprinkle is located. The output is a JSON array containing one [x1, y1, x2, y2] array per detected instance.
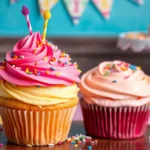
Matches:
[[33, 49, 37, 54], [104, 72, 110, 76], [67, 134, 97, 149], [50, 57, 56, 62], [35, 62, 38, 66], [46, 70, 50, 75], [19, 56, 24, 59], [43, 57, 47, 61], [36, 72, 41, 76], [56, 72, 60, 76], [50, 67, 55, 71]]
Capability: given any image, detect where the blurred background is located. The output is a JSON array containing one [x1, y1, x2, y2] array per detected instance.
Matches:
[[0, 0, 150, 120]]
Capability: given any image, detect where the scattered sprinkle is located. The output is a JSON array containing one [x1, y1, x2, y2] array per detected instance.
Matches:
[[112, 80, 117, 83], [36, 41, 39, 45], [0, 66, 5, 69], [50, 67, 55, 71], [25, 68, 29, 73], [124, 76, 129, 79], [33, 49, 37, 54], [78, 69, 82, 73], [35, 62, 38, 66], [27, 144, 32, 147], [48, 144, 54, 147], [34, 69, 37, 75], [60, 52, 66, 58], [43, 57, 47, 61], [56, 72, 60, 76], [129, 65, 137, 70], [19, 56, 24, 59], [137, 66, 141, 70], [36, 72, 41, 76], [74, 144, 78, 148], [12, 65, 15, 68], [87, 145, 92, 150], [104, 72, 110, 76], [50, 57, 56, 62], [46, 70, 50, 75]]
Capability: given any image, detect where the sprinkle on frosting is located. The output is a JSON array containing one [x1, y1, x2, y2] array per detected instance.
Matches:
[[80, 60, 150, 107], [0, 32, 80, 86], [50, 67, 55, 71]]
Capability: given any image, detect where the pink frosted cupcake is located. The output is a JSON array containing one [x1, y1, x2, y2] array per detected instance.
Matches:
[[80, 60, 150, 139]]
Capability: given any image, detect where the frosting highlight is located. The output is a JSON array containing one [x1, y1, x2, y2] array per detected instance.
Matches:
[[80, 60, 150, 107], [0, 32, 80, 86]]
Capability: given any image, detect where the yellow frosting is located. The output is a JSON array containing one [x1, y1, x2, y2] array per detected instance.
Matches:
[[0, 80, 79, 106]]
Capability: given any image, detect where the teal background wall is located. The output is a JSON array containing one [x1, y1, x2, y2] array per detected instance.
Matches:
[[0, 0, 150, 37]]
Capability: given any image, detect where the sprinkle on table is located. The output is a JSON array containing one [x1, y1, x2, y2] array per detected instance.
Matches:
[[124, 76, 129, 79], [66, 134, 98, 149], [112, 80, 117, 83]]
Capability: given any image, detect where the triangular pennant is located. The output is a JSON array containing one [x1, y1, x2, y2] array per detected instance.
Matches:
[[63, 0, 89, 25], [10, 0, 22, 4], [38, 0, 59, 16], [132, 0, 144, 5], [92, 0, 113, 20]]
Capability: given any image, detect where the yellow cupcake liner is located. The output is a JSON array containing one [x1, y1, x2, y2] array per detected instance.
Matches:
[[0, 106, 77, 146]]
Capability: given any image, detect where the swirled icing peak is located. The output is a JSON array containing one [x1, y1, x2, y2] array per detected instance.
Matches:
[[0, 32, 81, 86], [80, 60, 150, 106]]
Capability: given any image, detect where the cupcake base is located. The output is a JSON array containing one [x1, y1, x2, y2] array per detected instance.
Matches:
[[81, 100, 150, 139], [0, 106, 77, 146]]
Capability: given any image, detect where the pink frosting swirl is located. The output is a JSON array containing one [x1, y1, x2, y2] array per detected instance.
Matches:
[[0, 32, 80, 86], [80, 60, 150, 106]]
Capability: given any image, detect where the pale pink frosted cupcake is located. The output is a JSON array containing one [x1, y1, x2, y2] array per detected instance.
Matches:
[[80, 60, 150, 139]]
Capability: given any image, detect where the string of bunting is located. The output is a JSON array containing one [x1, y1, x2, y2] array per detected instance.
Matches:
[[10, 0, 144, 25]]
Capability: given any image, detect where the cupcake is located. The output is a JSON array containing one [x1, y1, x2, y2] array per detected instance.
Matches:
[[80, 60, 150, 139], [0, 7, 81, 146], [117, 32, 150, 52]]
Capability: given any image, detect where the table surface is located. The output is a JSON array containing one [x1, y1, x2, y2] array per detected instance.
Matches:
[[0, 121, 150, 150]]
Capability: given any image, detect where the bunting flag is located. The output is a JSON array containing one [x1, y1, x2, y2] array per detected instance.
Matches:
[[63, 0, 89, 25], [10, 0, 21, 4], [92, 0, 113, 20], [38, 0, 59, 16], [132, 0, 144, 5]]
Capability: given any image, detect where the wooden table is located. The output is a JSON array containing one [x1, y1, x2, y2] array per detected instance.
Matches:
[[0, 121, 150, 150]]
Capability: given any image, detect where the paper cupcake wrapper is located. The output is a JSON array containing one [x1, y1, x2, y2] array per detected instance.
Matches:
[[81, 101, 150, 139], [0, 106, 77, 145], [117, 32, 150, 52]]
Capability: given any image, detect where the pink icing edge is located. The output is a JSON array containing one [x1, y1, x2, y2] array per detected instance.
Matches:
[[83, 96, 150, 107], [0, 32, 81, 86]]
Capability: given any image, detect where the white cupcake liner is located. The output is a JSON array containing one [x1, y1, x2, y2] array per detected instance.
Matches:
[[0, 106, 77, 145]]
